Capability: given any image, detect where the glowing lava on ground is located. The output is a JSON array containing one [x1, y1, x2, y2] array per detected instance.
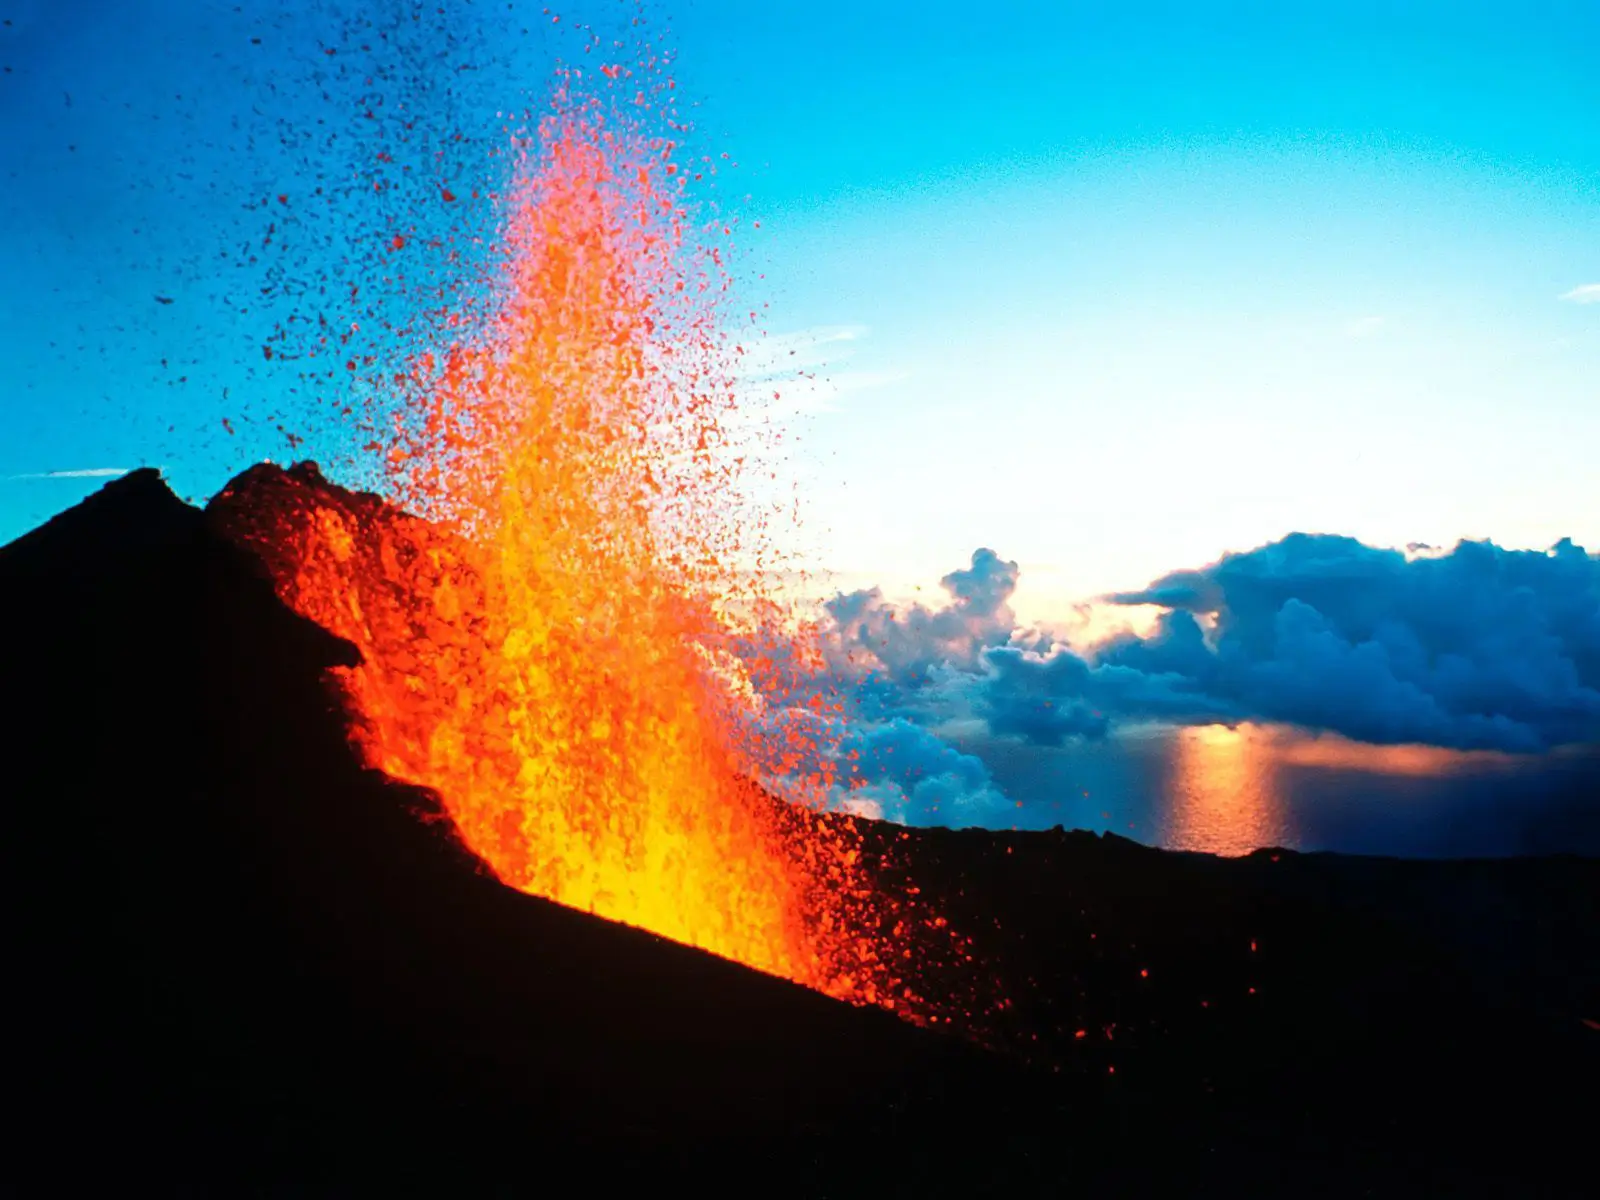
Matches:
[[214, 64, 925, 1011]]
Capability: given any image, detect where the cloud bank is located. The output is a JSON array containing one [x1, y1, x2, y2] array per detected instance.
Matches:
[[740, 534, 1600, 820], [1079, 533, 1600, 753]]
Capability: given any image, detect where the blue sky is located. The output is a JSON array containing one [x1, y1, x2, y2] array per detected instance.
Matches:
[[1, 0, 540, 514], [3, 1, 1598, 792], [653, 1, 1600, 611], [4, 1, 1596, 597]]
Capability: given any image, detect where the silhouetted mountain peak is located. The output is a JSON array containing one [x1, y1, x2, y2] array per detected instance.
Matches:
[[0, 467, 195, 573]]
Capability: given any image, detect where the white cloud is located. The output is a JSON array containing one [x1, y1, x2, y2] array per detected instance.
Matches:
[[732, 325, 869, 379], [1559, 283, 1600, 305], [823, 774, 1013, 827], [726, 324, 907, 422], [8, 467, 134, 480], [735, 368, 910, 419]]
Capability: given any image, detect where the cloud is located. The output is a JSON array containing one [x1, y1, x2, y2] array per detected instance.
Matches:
[[733, 550, 1028, 825], [7, 468, 134, 480], [728, 694, 1013, 827], [818, 547, 1024, 698], [733, 534, 1600, 832], [735, 369, 911, 420], [733, 325, 868, 378], [1007, 533, 1600, 753], [1559, 284, 1600, 305], [727, 325, 906, 421], [827, 716, 1013, 826]]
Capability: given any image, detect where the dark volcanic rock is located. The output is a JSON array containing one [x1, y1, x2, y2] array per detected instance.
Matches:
[[2, 466, 1597, 1196]]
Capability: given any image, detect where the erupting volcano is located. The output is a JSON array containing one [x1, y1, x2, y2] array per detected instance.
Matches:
[[213, 62, 917, 1007], [9, 5, 1599, 1193]]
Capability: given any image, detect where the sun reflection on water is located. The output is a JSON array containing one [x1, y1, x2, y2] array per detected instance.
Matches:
[[1159, 723, 1526, 856], [1162, 724, 1289, 856]]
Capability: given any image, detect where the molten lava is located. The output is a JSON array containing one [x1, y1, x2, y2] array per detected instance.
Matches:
[[215, 67, 906, 1004]]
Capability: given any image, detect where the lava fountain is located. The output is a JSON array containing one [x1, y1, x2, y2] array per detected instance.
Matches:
[[214, 63, 909, 1007]]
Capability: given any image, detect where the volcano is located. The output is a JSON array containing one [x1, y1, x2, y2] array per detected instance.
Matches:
[[3, 466, 1597, 1195]]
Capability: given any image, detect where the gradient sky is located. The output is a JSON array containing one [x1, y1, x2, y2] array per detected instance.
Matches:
[[663, 0, 1600, 618], [3, 0, 1597, 623]]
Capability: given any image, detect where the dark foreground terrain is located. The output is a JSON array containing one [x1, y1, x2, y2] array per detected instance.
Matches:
[[3, 468, 1596, 1196]]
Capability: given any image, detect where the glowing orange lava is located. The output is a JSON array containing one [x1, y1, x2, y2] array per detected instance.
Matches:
[[215, 62, 908, 1006]]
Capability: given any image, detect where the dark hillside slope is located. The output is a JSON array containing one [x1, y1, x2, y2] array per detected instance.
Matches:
[[2, 467, 1595, 1196]]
